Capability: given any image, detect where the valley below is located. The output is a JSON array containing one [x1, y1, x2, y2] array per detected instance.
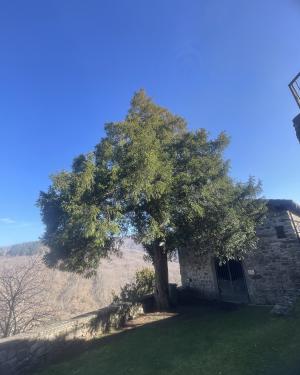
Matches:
[[0, 239, 181, 321]]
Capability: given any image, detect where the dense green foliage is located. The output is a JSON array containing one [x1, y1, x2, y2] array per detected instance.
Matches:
[[35, 304, 300, 375], [38, 90, 266, 307], [38, 153, 121, 276], [112, 268, 155, 303]]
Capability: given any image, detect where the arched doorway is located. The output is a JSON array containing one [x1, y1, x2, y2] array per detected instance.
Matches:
[[214, 259, 249, 303]]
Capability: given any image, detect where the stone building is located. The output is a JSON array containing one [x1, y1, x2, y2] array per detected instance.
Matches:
[[179, 200, 300, 305]]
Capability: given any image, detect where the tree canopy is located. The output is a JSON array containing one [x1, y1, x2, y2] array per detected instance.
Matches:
[[38, 90, 266, 310]]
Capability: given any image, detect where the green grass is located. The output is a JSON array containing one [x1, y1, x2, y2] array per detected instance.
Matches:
[[35, 304, 300, 375]]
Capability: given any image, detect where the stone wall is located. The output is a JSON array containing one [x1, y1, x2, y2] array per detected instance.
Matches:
[[0, 302, 143, 375], [178, 207, 300, 305], [179, 250, 218, 299], [244, 209, 300, 304]]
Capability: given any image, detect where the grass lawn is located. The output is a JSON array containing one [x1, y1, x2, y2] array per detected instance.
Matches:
[[35, 303, 300, 375]]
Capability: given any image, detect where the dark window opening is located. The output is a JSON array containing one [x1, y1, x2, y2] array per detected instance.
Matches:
[[275, 225, 286, 239]]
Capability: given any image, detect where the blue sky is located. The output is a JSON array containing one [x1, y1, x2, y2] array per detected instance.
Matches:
[[0, 0, 299, 246]]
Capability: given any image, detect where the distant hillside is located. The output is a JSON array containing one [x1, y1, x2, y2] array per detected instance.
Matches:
[[0, 238, 144, 257], [0, 239, 180, 319], [0, 241, 46, 256]]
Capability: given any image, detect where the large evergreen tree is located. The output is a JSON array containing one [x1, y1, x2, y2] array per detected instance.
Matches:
[[38, 90, 266, 310]]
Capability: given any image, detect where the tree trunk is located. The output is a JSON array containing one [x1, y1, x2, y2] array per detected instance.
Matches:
[[153, 246, 170, 311]]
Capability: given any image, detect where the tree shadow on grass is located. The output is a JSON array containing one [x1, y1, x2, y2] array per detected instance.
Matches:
[[1, 302, 300, 375], [0, 303, 217, 375]]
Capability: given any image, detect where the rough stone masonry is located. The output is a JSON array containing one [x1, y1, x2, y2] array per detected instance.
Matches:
[[179, 199, 300, 306]]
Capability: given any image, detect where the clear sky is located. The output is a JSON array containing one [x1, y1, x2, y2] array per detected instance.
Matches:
[[0, 0, 299, 246]]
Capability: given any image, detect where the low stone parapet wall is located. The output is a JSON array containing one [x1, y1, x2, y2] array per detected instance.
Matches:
[[0, 302, 143, 375]]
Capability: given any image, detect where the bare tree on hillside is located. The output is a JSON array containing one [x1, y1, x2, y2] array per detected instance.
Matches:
[[0, 257, 55, 338]]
